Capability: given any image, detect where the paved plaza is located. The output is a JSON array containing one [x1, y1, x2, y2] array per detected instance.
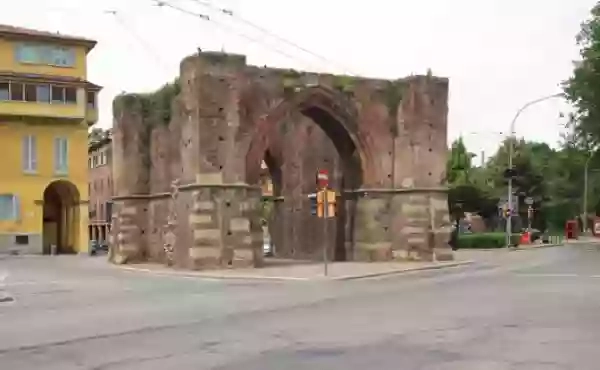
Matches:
[[1, 245, 600, 369]]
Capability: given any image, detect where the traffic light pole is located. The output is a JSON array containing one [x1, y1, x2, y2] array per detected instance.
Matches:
[[322, 187, 329, 276], [507, 167, 513, 247]]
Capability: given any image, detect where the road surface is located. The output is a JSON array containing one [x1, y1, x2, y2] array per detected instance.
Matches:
[[1, 245, 600, 369]]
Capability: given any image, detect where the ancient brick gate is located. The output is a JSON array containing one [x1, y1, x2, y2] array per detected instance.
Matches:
[[109, 51, 453, 270]]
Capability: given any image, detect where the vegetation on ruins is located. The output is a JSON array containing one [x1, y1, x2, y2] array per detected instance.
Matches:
[[113, 78, 181, 127]]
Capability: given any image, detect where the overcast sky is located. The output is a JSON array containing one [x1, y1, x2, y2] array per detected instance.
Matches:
[[1, 0, 594, 162]]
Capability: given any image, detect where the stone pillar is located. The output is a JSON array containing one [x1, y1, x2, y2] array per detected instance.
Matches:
[[386, 75, 453, 261], [390, 190, 435, 261], [110, 95, 151, 264], [351, 191, 392, 261], [170, 51, 263, 269], [185, 184, 263, 270], [429, 191, 454, 261]]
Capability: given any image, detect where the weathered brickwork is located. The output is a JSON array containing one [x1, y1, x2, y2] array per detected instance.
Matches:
[[109, 51, 453, 269]]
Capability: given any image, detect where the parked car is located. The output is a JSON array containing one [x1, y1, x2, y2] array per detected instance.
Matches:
[[529, 228, 542, 242], [263, 238, 273, 257], [89, 240, 108, 256]]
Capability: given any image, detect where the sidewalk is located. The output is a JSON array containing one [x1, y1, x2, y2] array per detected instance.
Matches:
[[116, 258, 474, 282], [564, 236, 600, 245]]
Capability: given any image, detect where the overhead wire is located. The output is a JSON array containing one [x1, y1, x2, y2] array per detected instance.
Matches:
[[153, 0, 320, 71], [184, 0, 358, 75], [104, 10, 172, 74]]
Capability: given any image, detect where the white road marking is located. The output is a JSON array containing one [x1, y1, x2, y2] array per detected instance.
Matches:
[[514, 273, 600, 278], [0, 271, 8, 287], [0, 271, 14, 305]]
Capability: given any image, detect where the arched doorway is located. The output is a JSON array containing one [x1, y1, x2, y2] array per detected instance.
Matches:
[[259, 150, 283, 256], [244, 86, 366, 261], [42, 180, 80, 254]]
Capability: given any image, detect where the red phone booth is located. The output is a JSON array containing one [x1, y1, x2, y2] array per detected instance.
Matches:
[[593, 217, 600, 237], [566, 220, 578, 239]]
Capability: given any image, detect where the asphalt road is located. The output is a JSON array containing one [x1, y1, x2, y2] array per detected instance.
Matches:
[[2, 245, 600, 369]]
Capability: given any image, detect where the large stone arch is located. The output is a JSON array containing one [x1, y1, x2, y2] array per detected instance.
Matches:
[[109, 51, 454, 270]]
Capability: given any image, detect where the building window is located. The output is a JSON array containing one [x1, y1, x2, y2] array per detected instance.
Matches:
[[54, 137, 68, 174], [0, 82, 76, 104], [92, 155, 98, 168], [22, 135, 37, 173], [0, 194, 18, 221], [24, 84, 37, 102], [0, 82, 8, 101], [15, 43, 75, 67], [51, 85, 64, 103], [10, 83, 23, 101], [65, 87, 77, 104], [106, 201, 113, 222], [36, 85, 50, 102], [15, 235, 29, 245], [87, 91, 96, 109], [51, 85, 77, 104]]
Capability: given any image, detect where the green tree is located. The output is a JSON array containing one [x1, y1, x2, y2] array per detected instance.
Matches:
[[88, 128, 108, 143], [446, 137, 474, 185], [446, 137, 486, 222], [563, 2, 600, 147]]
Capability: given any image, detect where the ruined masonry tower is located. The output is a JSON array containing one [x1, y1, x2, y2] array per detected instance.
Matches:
[[109, 51, 453, 270]]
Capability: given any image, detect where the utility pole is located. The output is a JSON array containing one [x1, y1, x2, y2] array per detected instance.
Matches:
[[583, 150, 595, 234], [506, 93, 563, 247]]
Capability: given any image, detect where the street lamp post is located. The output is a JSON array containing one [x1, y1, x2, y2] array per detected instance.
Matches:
[[583, 154, 591, 234], [506, 93, 563, 247], [582, 150, 598, 234]]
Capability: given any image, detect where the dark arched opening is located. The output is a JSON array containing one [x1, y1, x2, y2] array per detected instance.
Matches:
[[244, 87, 366, 262], [300, 106, 363, 261], [259, 150, 283, 257], [42, 180, 80, 254]]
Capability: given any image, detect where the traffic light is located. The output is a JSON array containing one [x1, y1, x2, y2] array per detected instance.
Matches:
[[308, 190, 337, 218], [308, 193, 318, 216], [326, 189, 336, 217], [503, 168, 517, 179]]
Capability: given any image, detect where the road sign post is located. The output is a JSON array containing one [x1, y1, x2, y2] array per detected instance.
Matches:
[[525, 197, 533, 230], [317, 170, 329, 276], [323, 187, 328, 276]]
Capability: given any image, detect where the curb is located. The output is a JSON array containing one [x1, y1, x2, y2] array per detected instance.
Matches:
[[461, 243, 564, 252], [116, 260, 475, 282], [514, 243, 563, 250], [331, 260, 474, 281], [116, 266, 313, 281]]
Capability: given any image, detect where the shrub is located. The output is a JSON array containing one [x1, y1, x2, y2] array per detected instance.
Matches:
[[458, 232, 520, 249]]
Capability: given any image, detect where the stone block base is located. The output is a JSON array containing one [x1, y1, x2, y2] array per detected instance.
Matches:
[[353, 243, 393, 262], [350, 188, 454, 263], [434, 247, 454, 261], [182, 182, 263, 270]]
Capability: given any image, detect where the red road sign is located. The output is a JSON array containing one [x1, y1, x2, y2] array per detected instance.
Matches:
[[316, 169, 329, 188]]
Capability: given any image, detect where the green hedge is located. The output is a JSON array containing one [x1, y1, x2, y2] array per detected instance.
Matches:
[[458, 232, 521, 249]]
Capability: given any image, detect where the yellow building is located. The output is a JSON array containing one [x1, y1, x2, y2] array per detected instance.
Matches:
[[0, 24, 100, 254]]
